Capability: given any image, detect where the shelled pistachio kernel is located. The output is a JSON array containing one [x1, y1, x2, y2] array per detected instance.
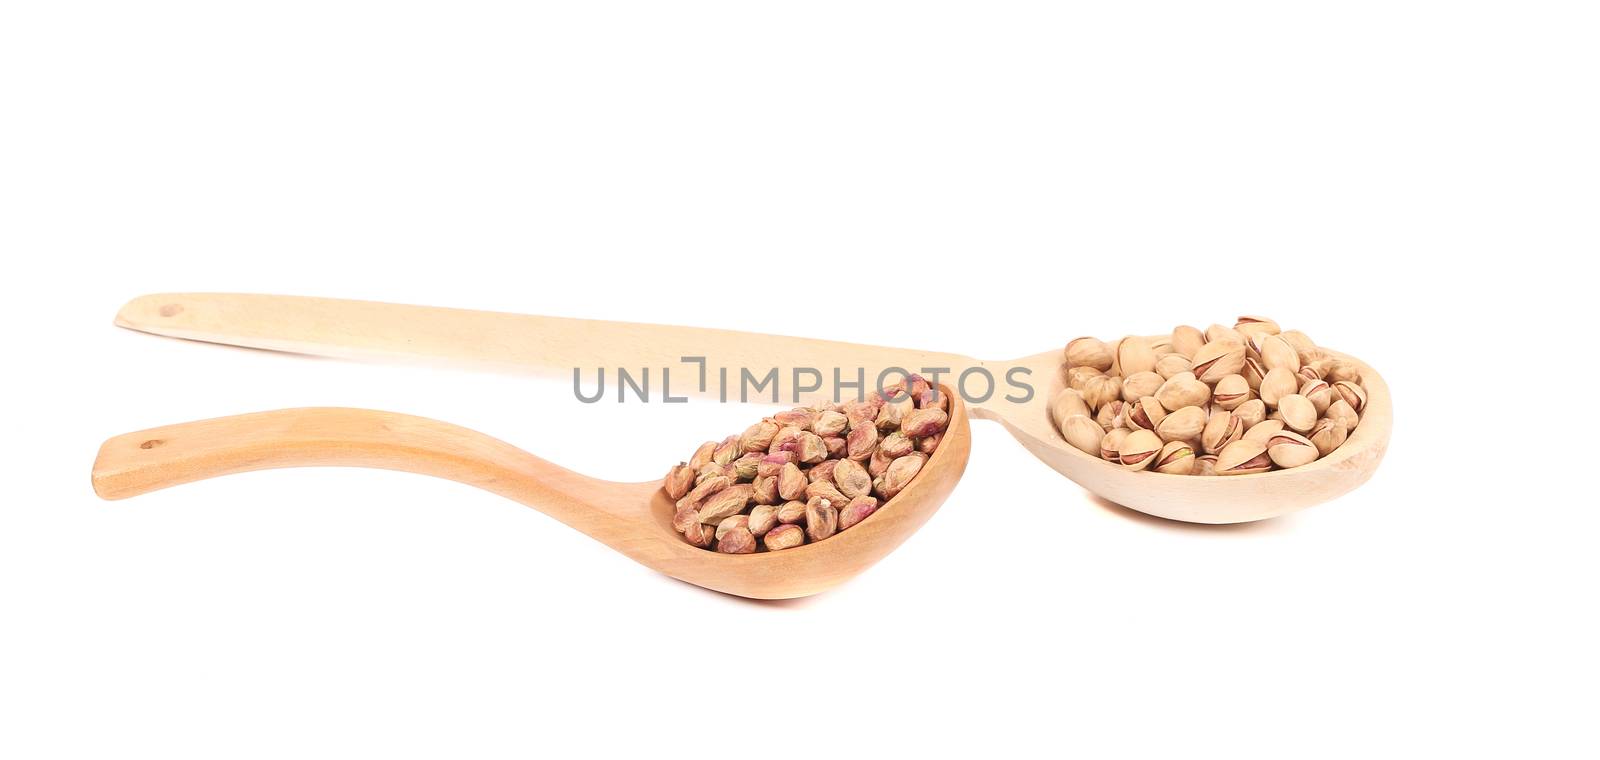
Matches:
[[661, 377, 947, 552], [1058, 316, 1368, 475]]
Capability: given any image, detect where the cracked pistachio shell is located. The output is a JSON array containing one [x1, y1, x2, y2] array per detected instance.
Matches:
[[1125, 396, 1168, 432], [1234, 398, 1268, 429], [1155, 372, 1211, 411], [1117, 336, 1159, 375], [1332, 380, 1368, 413], [1192, 454, 1219, 476], [715, 514, 750, 541], [1327, 399, 1360, 431], [1259, 334, 1301, 373], [1299, 364, 1326, 383], [1095, 400, 1127, 431], [1121, 371, 1165, 402], [1081, 374, 1122, 411], [1100, 428, 1129, 463], [1171, 325, 1206, 359], [1117, 429, 1163, 471], [1299, 378, 1333, 415], [763, 523, 805, 551], [1205, 324, 1245, 345], [1243, 356, 1267, 391], [1154, 440, 1196, 474], [1060, 415, 1106, 456], [1201, 411, 1245, 454], [1259, 367, 1300, 408], [1326, 361, 1361, 384], [1192, 341, 1247, 384], [1049, 388, 1092, 429], [1064, 337, 1114, 371], [1154, 353, 1193, 379], [1265, 429, 1319, 468], [1156, 405, 1207, 443], [1211, 374, 1251, 410], [1216, 439, 1273, 475], [1065, 365, 1104, 392], [1278, 394, 1317, 433], [716, 526, 757, 554], [1308, 418, 1349, 457]]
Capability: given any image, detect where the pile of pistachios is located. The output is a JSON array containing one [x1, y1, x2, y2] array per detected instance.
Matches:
[[663, 375, 949, 553], [1052, 316, 1368, 475]]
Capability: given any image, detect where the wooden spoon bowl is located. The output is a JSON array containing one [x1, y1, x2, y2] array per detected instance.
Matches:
[[91, 390, 971, 599]]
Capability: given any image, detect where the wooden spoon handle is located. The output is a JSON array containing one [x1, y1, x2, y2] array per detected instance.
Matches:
[[91, 408, 646, 532], [116, 293, 973, 398]]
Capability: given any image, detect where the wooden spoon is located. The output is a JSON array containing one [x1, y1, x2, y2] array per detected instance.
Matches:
[[114, 293, 1390, 523], [90, 400, 971, 600]]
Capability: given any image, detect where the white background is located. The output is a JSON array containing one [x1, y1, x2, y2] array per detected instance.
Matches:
[[3, 2, 1596, 757]]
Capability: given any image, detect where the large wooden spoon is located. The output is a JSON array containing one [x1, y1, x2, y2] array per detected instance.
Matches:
[[91, 399, 971, 599], [115, 293, 1391, 523]]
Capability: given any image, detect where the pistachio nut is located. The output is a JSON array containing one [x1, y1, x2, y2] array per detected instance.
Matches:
[[774, 462, 806, 501], [1277, 394, 1317, 433], [1192, 454, 1219, 476], [1298, 364, 1325, 383], [1243, 355, 1267, 391], [1155, 353, 1193, 380], [1117, 336, 1159, 375], [1205, 324, 1246, 345], [1171, 325, 1206, 358], [748, 504, 778, 537], [845, 424, 878, 461], [1064, 336, 1114, 371], [1117, 429, 1163, 471], [673, 504, 702, 534], [1259, 334, 1301, 373], [1326, 399, 1360, 431], [1308, 417, 1349, 457], [1121, 371, 1165, 402], [1200, 411, 1245, 454], [1299, 378, 1333, 415], [732, 454, 762, 481], [763, 523, 805, 551], [697, 483, 754, 524], [838, 496, 880, 531], [1259, 367, 1300, 408], [1155, 372, 1211, 410], [683, 474, 732, 508], [752, 474, 779, 505], [918, 434, 942, 454], [776, 500, 808, 525], [874, 395, 914, 431], [812, 410, 848, 437], [715, 514, 750, 541], [805, 480, 848, 506], [664, 464, 696, 500], [688, 440, 717, 468], [1234, 315, 1281, 337], [878, 453, 926, 500], [1125, 396, 1168, 432], [716, 526, 757, 554], [832, 458, 872, 499], [1095, 399, 1127, 431], [867, 448, 893, 478], [1049, 388, 1092, 428], [740, 421, 779, 454], [1153, 440, 1196, 474], [1332, 380, 1368, 413], [682, 519, 716, 548], [1326, 361, 1361, 384], [808, 458, 839, 484], [1265, 429, 1319, 468], [1243, 419, 1285, 445], [1215, 439, 1273, 475], [901, 408, 949, 438], [1060, 415, 1106, 456], [1156, 405, 1207, 443], [1081, 374, 1122, 410], [1191, 340, 1247, 384], [1278, 329, 1318, 364], [1211, 374, 1251, 410], [804, 497, 838, 542], [1065, 365, 1104, 392], [1234, 398, 1268, 429], [773, 408, 815, 430], [1100, 428, 1130, 463], [795, 431, 828, 464], [878, 431, 915, 459]]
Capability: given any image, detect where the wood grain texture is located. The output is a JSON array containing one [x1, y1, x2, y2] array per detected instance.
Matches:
[[91, 394, 972, 600], [113, 293, 1390, 523]]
